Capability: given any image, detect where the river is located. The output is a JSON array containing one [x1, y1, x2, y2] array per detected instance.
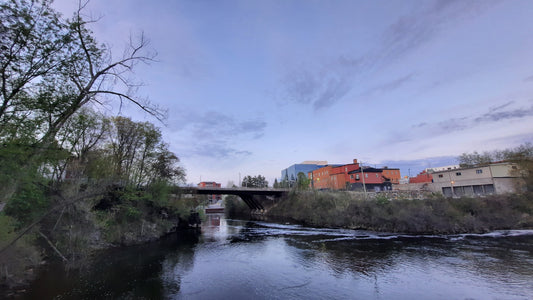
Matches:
[[18, 214, 533, 299]]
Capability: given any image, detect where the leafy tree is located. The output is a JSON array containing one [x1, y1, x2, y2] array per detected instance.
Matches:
[[296, 172, 310, 190], [273, 178, 279, 188], [241, 175, 269, 188], [0, 0, 159, 198], [458, 151, 493, 168]]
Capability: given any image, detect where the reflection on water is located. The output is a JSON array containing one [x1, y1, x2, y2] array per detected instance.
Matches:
[[19, 214, 533, 299]]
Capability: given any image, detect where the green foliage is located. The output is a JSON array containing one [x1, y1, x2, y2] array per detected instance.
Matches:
[[269, 191, 533, 234], [4, 177, 49, 228], [296, 172, 310, 190], [0, 214, 17, 247], [241, 175, 268, 188], [225, 195, 249, 218], [273, 178, 279, 188]]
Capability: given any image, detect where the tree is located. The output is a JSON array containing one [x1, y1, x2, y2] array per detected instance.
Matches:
[[296, 172, 310, 190], [241, 175, 268, 188], [0, 0, 159, 198], [458, 151, 493, 168], [273, 178, 279, 188]]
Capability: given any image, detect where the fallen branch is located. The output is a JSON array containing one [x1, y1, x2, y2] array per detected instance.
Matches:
[[38, 231, 68, 262]]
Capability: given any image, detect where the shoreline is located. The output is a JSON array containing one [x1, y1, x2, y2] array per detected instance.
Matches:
[[265, 190, 533, 235]]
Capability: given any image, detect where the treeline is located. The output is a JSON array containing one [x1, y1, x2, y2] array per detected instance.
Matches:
[[0, 0, 196, 290]]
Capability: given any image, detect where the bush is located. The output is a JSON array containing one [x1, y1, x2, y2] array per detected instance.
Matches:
[[267, 191, 533, 234]]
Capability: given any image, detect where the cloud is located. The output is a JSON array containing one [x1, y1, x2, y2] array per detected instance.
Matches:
[[474, 105, 533, 123], [279, 1, 498, 110], [524, 74, 533, 82], [170, 110, 266, 159], [362, 73, 414, 96], [379, 155, 459, 176], [172, 110, 266, 140], [190, 141, 252, 159], [391, 102, 533, 144]]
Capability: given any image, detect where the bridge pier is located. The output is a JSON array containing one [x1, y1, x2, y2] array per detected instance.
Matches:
[[175, 186, 287, 213]]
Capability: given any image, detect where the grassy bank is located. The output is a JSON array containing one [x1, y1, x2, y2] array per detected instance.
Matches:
[[268, 191, 533, 234]]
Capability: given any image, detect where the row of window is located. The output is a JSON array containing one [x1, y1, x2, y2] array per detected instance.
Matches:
[[437, 169, 483, 178]]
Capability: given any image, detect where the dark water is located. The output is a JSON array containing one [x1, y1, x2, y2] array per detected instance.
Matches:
[[18, 214, 533, 299]]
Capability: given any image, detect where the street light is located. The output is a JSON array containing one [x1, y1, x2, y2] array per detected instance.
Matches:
[[451, 180, 455, 197]]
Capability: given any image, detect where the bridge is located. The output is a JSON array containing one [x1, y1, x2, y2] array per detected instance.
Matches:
[[176, 187, 289, 211]]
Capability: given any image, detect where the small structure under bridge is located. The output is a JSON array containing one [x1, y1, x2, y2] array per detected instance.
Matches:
[[176, 187, 288, 213]]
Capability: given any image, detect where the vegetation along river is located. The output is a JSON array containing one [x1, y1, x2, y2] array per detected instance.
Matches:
[[17, 214, 533, 299]]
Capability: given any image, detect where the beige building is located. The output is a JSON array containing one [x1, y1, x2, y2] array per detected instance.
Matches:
[[431, 162, 523, 197]]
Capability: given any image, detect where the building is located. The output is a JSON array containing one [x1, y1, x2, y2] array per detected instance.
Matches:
[[426, 165, 460, 173], [308, 159, 394, 191], [409, 170, 433, 183], [380, 167, 401, 184], [309, 160, 358, 190], [197, 181, 222, 203], [281, 161, 328, 185], [348, 167, 392, 191], [430, 162, 523, 197]]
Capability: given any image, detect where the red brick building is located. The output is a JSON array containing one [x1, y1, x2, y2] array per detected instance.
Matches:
[[309, 159, 361, 190], [381, 167, 401, 184], [308, 159, 393, 191], [197, 181, 222, 203], [409, 170, 433, 183]]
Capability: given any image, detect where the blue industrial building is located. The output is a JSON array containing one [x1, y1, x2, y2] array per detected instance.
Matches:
[[281, 161, 328, 184]]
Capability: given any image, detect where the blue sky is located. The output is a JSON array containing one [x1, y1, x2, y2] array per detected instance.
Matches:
[[53, 0, 533, 186]]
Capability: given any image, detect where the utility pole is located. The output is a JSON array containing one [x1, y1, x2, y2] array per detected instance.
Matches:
[[361, 163, 367, 198]]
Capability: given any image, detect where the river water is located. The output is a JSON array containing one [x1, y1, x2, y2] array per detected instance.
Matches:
[[19, 214, 533, 299]]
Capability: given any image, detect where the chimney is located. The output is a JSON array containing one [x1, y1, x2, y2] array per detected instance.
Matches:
[[353, 159, 358, 164]]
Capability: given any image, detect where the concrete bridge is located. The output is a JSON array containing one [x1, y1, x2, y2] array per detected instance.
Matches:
[[177, 187, 289, 211]]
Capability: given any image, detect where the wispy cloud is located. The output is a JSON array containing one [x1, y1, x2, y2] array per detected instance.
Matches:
[[172, 110, 266, 140], [524, 74, 533, 82], [379, 155, 459, 175], [170, 110, 266, 159], [391, 102, 533, 144], [280, 0, 498, 110], [190, 141, 252, 159], [362, 73, 414, 96]]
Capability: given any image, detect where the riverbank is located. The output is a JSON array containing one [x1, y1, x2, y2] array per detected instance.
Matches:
[[267, 191, 533, 234], [0, 186, 204, 295]]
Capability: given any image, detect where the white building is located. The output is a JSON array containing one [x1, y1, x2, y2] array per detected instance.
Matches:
[[430, 162, 523, 197]]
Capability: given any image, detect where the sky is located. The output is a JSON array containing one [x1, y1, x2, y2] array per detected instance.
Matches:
[[52, 0, 533, 186]]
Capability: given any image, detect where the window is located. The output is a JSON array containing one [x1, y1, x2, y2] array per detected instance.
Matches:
[[350, 175, 354, 179], [365, 173, 368, 178], [456, 172, 462, 176], [476, 169, 482, 174], [438, 174, 443, 178], [375, 174, 378, 178], [356, 174, 360, 180]]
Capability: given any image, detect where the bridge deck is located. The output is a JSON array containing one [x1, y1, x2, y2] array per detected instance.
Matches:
[[177, 187, 288, 197]]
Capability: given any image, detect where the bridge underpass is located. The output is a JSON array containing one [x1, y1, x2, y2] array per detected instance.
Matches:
[[176, 187, 288, 212]]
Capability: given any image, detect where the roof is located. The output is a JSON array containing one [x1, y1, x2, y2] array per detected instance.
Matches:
[[348, 167, 383, 174], [430, 161, 517, 174]]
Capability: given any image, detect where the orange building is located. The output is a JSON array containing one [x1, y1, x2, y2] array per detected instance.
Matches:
[[409, 170, 433, 183], [308, 159, 361, 190], [381, 167, 401, 184]]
